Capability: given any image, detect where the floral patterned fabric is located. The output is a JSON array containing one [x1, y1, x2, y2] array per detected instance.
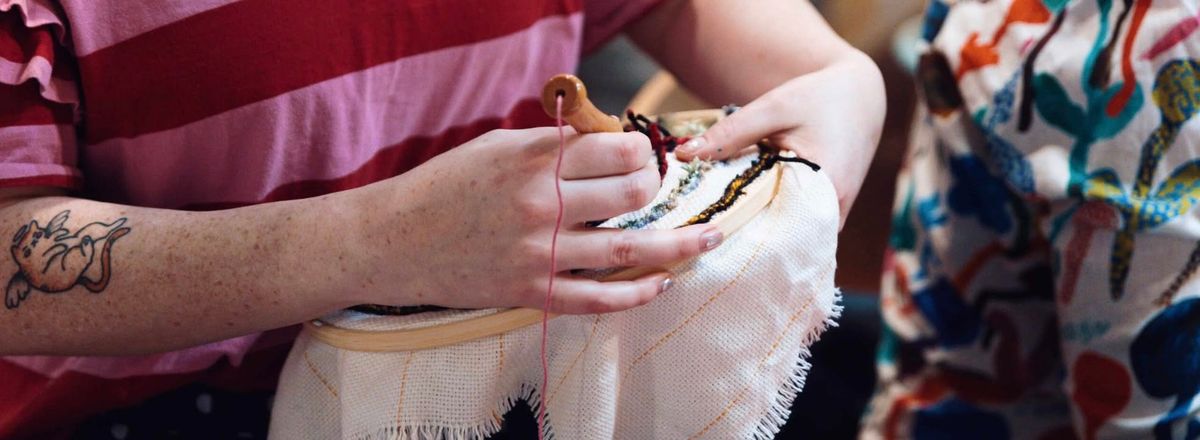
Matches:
[[864, 1, 1200, 439]]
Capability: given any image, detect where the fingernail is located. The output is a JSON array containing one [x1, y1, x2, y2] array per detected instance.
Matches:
[[701, 230, 724, 251], [659, 277, 674, 293], [677, 137, 707, 155]]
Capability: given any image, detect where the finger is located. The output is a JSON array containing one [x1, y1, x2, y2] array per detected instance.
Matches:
[[498, 125, 576, 154], [674, 98, 789, 161], [561, 165, 660, 223], [541, 272, 674, 314], [560, 131, 653, 179], [556, 224, 724, 270]]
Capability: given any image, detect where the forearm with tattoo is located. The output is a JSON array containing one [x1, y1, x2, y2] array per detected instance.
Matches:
[[5, 210, 131, 309], [0, 192, 365, 356]]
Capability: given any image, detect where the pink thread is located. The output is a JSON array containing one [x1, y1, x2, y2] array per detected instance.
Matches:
[[539, 93, 566, 439], [1143, 15, 1200, 61]]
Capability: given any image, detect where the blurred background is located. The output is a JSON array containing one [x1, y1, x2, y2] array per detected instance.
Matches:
[[575, 1, 925, 437]]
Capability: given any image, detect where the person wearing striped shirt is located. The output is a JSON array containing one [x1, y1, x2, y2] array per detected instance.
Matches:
[[0, 0, 884, 437]]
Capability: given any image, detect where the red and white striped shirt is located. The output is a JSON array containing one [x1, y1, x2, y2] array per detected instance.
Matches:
[[0, 0, 660, 436]]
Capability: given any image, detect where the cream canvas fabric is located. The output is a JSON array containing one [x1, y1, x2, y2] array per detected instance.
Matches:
[[269, 141, 842, 439]]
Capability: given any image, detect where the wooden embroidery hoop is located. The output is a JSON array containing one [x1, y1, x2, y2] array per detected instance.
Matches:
[[305, 75, 785, 352]]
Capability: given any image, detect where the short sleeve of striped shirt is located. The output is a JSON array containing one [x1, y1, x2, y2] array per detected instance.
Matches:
[[0, 1, 82, 190]]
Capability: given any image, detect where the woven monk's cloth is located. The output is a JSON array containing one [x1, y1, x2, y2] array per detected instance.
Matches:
[[269, 144, 841, 439]]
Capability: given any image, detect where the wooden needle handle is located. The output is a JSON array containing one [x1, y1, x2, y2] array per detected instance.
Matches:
[[542, 74, 624, 133]]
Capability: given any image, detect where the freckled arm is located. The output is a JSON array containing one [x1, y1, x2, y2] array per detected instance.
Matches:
[[0, 187, 366, 356]]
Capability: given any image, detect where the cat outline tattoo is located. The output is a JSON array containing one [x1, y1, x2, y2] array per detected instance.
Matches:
[[5, 210, 131, 309]]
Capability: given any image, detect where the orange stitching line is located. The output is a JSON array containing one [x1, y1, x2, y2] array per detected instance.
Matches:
[[688, 293, 819, 439], [622, 219, 775, 378], [394, 352, 416, 426], [548, 315, 603, 404], [303, 349, 339, 398], [497, 332, 506, 378]]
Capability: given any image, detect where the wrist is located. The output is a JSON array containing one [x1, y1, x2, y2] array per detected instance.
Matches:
[[835, 50, 885, 99], [272, 194, 369, 313], [333, 179, 426, 308]]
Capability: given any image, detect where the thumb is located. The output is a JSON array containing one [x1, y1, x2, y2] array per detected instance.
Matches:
[[674, 102, 787, 161]]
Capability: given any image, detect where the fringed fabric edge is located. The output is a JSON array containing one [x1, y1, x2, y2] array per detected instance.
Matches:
[[351, 383, 557, 440], [751, 287, 844, 440]]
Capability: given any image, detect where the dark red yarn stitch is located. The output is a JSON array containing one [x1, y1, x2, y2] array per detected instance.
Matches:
[[626, 111, 690, 180]]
